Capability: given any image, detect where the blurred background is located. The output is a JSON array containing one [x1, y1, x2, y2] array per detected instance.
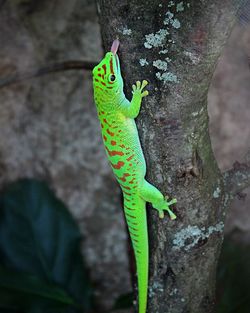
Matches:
[[0, 1, 249, 312]]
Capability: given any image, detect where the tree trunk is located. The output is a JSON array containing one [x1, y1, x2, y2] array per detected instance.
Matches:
[[96, 1, 242, 312]]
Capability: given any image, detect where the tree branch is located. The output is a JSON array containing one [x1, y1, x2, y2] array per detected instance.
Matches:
[[0, 60, 97, 89], [97, 0, 243, 312], [223, 150, 250, 196]]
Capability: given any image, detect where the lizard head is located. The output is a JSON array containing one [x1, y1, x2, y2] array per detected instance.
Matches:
[[92, 40, 123, 99]]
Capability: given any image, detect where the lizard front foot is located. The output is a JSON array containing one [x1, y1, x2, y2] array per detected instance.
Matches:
[[132, 80, 149, 99]]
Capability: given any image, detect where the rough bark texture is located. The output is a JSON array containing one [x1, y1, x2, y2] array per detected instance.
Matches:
[[96, 1, 242, 312]]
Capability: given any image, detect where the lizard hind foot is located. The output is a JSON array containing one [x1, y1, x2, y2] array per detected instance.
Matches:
[[153, 197, 177, 220]]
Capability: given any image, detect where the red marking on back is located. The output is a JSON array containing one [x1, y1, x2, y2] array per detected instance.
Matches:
[[98, 68, 101, 71], [102, 64, 106, 74], [101, 123, 104, 128], [103, 135, 107, 142], [124, 204, 134, 211], [98, 74, 102, 78], [129, 226, 138, 232], [129, 164, 132, 166], [107, 129, 115, 136], [130, 231, 138, 237], [101, 111, 105, 115], [126, 212, 136, 219], [129, 178, 135, 184], [117, 173, 130, 182], [101, 82, 106, 86], [105, 146, 124, 157], [111, 161, 125, 169], [103, 118, 112, 127], [95, 79, 99, 83], [126, 154, 135, 162], [123, 190, 131, 196], [119, 144, 125, 148], [120, 183, 131, 190], [118, 130, 122, 133], [111, 140, 116, 146]]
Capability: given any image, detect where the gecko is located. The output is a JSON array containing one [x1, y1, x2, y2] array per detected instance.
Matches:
[[92, 39, 177, 313]]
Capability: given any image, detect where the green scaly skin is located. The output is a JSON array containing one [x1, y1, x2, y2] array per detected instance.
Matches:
[[92, 43, 177, 313]]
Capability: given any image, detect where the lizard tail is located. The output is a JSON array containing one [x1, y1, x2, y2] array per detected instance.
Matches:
[[124, 195, 148, 313]]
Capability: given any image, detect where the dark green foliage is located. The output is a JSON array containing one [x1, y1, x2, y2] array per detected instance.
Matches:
[[111, 292, 133, 311], [0, 179, 92, 313], [216, 236, 250, 313]]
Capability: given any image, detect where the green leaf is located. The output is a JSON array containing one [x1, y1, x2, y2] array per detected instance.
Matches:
[[111, 292, 133, 311], [0, 179, 92, 313], [216, 237, 250, 313], [0, 265, 75, 304]]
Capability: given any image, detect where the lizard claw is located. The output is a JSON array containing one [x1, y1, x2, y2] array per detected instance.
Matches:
[[159, 210, 164, 219], [141, 90, 149, 98], [136, 81, 141, 89], [141, 80, 148, 90]]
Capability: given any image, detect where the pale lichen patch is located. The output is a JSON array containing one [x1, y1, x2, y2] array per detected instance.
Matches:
[[170, 288, 178, 296], [159, 49, 168, 54], [172, 18, 181, 29], [172, 222, 224, 251], [156, 71, 178, 83], [176, 2, 184, 12], [119, 26, 132, 35], [213, 187, 221, 198], [139, 58, 149, 66], [192, 111, 199, 117], [153, 60, 168, 71], [164, 10, 174, 25], [144, 29, 169, 49], [148, 281, 164, 298], [184, 51, 200, 65]]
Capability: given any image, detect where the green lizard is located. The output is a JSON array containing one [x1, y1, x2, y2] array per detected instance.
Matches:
[[92, 39, 177, 313]]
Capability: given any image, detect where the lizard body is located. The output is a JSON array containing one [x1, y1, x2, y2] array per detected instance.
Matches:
[[92, 40, 176, 313]]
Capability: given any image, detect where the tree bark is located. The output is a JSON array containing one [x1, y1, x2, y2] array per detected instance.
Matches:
[[96, 1, 243, 312]]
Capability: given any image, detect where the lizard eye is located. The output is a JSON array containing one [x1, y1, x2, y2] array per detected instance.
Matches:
[[109, 74, 116, 82]]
